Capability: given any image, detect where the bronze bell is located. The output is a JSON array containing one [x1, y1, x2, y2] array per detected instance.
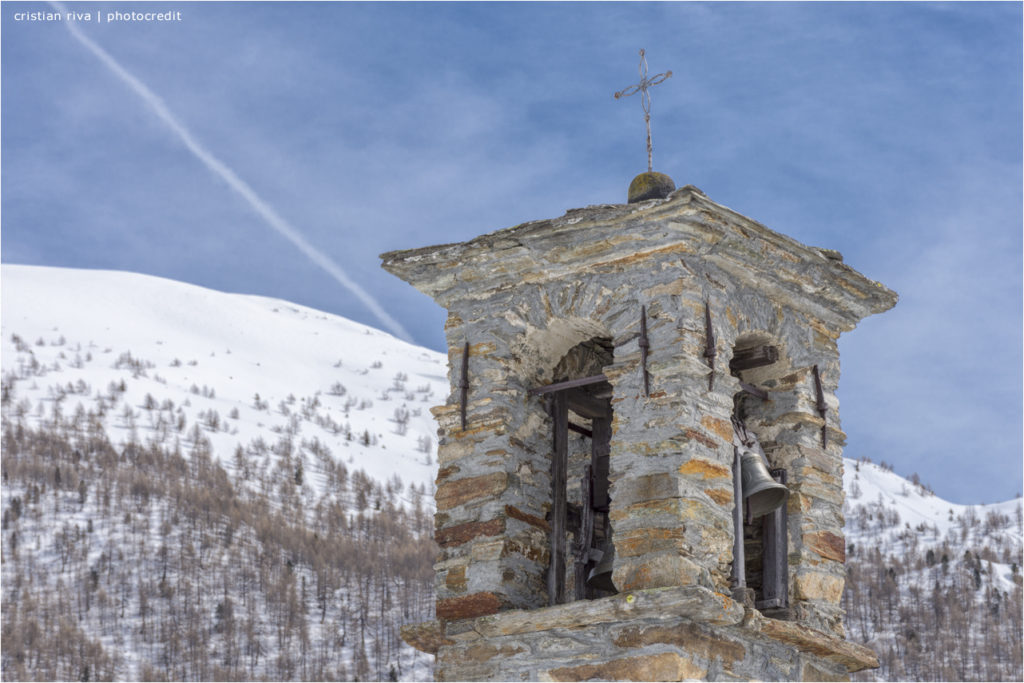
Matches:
[[586, 538, 617, 593], [740, 448, 788, 518]]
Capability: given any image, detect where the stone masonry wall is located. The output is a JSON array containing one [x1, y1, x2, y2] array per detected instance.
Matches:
[[430, 240, 852, 636]]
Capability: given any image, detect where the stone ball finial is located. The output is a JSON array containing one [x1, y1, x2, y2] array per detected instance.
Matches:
[[627, 171, 676, 203]]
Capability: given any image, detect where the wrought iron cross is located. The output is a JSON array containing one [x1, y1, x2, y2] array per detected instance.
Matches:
[[615, 49, 672, 172]]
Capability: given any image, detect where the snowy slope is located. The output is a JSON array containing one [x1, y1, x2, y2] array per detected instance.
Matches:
[[1, 264, 448, 498], [1, 264, 448, 681], [843, 457, 1022, 592], [844, 456, 1021, 542], [843, 458, 1019, 565], [842, 457, 1022, 680]]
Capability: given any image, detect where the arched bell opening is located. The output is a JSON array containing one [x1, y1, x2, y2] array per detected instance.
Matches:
[[728, 333, 791, 617], [530, 335, 617, 605]]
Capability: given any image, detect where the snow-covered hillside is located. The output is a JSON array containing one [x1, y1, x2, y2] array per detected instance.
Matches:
[[2, 264, 446, 681], [1, 264, 448, 497], [844, 456, 1022, 592], [842, 457, 1022, 681]]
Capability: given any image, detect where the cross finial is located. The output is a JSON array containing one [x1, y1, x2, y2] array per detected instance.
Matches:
[[614, 49, 672, 173]]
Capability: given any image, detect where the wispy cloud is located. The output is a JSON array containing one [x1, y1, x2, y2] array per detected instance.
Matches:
[[49, 2, 413, 343]]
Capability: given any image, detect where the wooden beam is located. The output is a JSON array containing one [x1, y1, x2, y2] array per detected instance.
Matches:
[[567, 392, 612, 420], [568, 422, 592, 439], [729, 345, 779, 372]]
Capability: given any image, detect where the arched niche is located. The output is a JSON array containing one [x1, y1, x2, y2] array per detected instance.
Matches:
[[527, 333, 617, 605], [729, 332, 793, 617]]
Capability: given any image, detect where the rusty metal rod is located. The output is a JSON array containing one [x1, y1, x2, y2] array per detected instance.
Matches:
[[812, 364, 827, 448], [459, 342, 469, 431], [640, 305, 650, 396], [704, 300, 716, 391], [739, 381, 768, 400]]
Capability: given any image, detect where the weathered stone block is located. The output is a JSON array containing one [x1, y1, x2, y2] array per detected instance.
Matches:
[[755, 616, 879, 672], [700, 415, 735, 443], [437, 591, 503, 621], [435, 437, 476, 465], [803, 530, 845, 563], [399, 620, 453, 654], [504, 504, 549, 531], [705, 486, 734, 506], [613, 623, 747, 672], [790, 478, 844, 507], [794, 571, 844, 603], [610, 472, 680, 507], [547, 652, 706, 682], [614, 527, 688, 557], [612, 552, 706, 592], [683, 427, 720, 450], [801, 660, 850, 682], [436, 518, 505, 548], [445, 565, 467, 593], [608, 497, 699, 525], [678, 457, 732, 480], [436, 472, 508, 511], [462, 641, 526, 663], [472, 585, 744, 638], [470, 539, 505, 561]]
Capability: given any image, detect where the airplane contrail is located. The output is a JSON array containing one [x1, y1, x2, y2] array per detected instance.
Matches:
[[51, 4, 415, 343]]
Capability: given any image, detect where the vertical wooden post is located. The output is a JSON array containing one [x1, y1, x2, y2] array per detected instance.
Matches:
[[573, 465, 594, 601], [589, 413, 613, 598], [731, 445, 746, 590], [758, 468, 789, 610], [548, 391, 568, 606], [591, 416, 611, 510]]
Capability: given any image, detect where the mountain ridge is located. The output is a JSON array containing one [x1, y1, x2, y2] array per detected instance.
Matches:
[[2, 263, 447, 496]]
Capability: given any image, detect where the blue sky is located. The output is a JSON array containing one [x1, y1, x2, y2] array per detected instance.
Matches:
[[2, 2, 1020, 504]]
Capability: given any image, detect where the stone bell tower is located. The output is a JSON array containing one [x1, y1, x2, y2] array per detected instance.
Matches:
[[382, 180, 896, 681]]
